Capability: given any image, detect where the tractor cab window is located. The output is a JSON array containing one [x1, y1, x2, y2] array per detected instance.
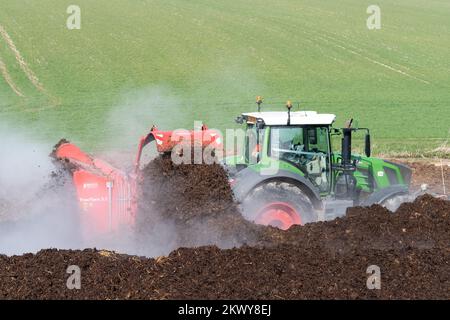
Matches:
[[307, 127, 329, 154], [270, 126, 330, 192], [245, 124, 265, 164]]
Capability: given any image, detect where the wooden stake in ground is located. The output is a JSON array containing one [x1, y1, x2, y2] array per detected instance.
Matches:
[[440, 159, 447, 195]]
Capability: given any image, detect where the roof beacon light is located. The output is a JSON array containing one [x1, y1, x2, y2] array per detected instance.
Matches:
[[286, 100, 293, 125], [256, 96, 263, 112]]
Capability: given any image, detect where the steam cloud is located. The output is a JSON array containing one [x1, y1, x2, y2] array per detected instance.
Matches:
[[0, 126, 82, 255]]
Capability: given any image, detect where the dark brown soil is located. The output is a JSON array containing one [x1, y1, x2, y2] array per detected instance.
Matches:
[[135, 154, 270, 249], [0, 244, 447, 299], [0, 155, 449, 299]]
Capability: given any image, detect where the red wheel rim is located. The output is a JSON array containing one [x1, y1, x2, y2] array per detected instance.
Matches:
[[254, 202, 302, 230]]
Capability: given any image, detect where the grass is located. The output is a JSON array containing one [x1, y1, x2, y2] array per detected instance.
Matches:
[[0, 0, 449, 157]]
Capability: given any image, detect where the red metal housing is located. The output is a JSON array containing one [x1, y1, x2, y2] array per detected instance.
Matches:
[[54, 125, 222, 239]]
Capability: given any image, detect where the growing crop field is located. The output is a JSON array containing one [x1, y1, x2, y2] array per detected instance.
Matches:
[[0, 0, 449, 156]]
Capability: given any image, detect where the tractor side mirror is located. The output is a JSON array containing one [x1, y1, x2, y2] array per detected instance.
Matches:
[[365, 133, 371, 157], [256, 119, 265, 130]]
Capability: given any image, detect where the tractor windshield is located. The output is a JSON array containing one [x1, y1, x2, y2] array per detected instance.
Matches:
[[270, 126, 331, 192]]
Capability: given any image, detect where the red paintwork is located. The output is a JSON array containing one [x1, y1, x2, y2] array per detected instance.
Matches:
[[56, 143, 94, 166], [254, 202, 302, 230], [135, 125, 222, 169], [55, 125, 222, 240]]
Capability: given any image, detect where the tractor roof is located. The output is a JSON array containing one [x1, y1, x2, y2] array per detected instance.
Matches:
[[242, 111, 336, 126]]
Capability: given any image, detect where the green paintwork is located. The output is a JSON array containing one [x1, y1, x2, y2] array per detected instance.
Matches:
[[225, 124, 409, 200]]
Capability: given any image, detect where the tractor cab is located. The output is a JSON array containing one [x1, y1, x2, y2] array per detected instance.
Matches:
[[234, 109, 337, 194], [233, 102, 374, 200]]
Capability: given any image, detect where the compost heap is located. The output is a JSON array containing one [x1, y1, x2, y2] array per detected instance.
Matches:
[[135, 154, 272, 250], [0, 155, 449, 299]]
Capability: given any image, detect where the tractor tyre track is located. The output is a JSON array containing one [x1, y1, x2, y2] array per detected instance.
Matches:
[[0, 24, 57, 104], [309, 31, 431, 85], [0, 54, 24, 97]]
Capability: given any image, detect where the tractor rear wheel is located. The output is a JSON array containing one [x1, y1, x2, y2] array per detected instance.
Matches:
[[241, 182, 317, 230]]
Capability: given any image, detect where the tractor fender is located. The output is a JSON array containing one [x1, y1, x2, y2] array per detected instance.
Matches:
[[363, 185, 409, 206], [231, 167, 323, 209]]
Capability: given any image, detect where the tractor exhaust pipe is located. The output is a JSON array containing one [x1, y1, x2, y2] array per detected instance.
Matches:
[[341, 128, 352, 167], [336, 120, 358, 202]]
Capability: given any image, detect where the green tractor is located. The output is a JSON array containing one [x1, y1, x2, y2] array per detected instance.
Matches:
[[226, 101, 412, 229]]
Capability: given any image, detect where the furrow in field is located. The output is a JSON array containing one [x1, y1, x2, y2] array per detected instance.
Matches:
[[275, 17, 431, 84], [0, 24, 49, 96], [312, 32, 431, 85], [319, 31, 429, 79], [0, 53, 24, 97]]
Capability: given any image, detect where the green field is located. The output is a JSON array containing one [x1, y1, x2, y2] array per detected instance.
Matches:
[[0, 0, 449, 157]]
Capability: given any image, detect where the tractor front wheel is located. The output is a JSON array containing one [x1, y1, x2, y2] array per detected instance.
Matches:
[[241, 182, 317, 230]]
